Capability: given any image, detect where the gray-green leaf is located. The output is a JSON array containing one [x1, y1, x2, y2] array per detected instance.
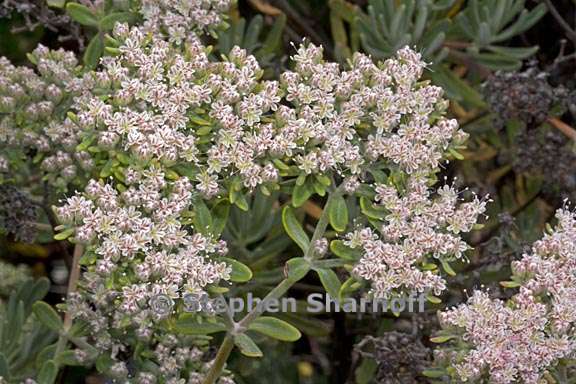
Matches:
[[248, 317, 301, 342]]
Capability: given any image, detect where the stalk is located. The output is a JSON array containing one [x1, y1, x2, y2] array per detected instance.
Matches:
[[202, 185, 343, 384], [54, 243, 84, 364]]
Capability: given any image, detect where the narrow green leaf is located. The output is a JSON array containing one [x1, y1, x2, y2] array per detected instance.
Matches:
[[328, 194, 348, 232], [430, 335, 455, 343], [66, 3, 98, 27], [428, 64, 486, 108], [100, 12, 138, 30], [248, 317, 301, 342], [173, 318, 227, 335], [193, 200, 212, 235], [440, 259, 456, 276], [47, 0, 66, 8], [422, 369, 446, 378], [234, 334, 263, 357], [0, 353, 8, 377], [282, 206, 310, 253], [54, 227, 74, 241], [211, 202, 230, 237], [292, 182, 312, 207], [258, 13, 286, 57], [500, 280, 521, 288], [33, 302, 63, 332], [339, 277, 361, 301], [84, 34, 103, 69], [316, 268, 341, 299]]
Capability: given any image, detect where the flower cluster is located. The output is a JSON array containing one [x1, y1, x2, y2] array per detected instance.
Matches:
[[0, 45, 94, 189], [356, 332, 432, 383], [345, 178, 486, 298], [483, 66, 566, 129], [0, 184, 39, 242], [439, 291, 573, 383], [140, 0, 232, 43], [512, 209, 576, 333], [72, 25, 468, 195], [437, 209, 576, 383], [56, 167, 231, 381], [513, 127, 576, 204]]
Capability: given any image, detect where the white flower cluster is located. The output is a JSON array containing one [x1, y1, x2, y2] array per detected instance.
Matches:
[[512, 209, 576, 333], [438, 209, 576, 383], [0, 45, 96, 187], [56, 166, 230, 380], [56, 167, 230, 307], [346, 178, 486, 298], [73, 25, 468, 195], [140, 0, 232, 43], [440, 290, 573, 384]]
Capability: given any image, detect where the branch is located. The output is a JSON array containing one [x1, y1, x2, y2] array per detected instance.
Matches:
[[543, 0, 576, 45], [53, 243, 85, 365], [548, 117, 576, 142], [202, 184, 344, 384]]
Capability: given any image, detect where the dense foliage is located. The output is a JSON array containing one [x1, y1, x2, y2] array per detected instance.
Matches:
[[0, 1, 574, 383]]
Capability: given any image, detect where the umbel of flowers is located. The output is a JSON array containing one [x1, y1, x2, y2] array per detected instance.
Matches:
[[50, 18, 487, 381], [435, 209, 576, 383]]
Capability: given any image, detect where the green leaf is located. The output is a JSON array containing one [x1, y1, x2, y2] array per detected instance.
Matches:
[[211, 202, 230, 237], [33, 302, 63, 331], [37, 360, 58, 384], [355, 357, 378, 384], [330, 240, 361, 261], [248, 317, 301, 342], [66, 3, 98, 27], [422, 368, 446, 378], [282, 206, 310, 253], [500, 280, 521, 288], [47, 0, 66, 8], [57, 350, 84, 366], [339, 277, 361, 300], [486, 45, 539, 60], [234, 194, 249, 211], [234, 334, 263, 357], [292, 182, 312, 207], [193, 200, 212, 235], [440, 259, 456, 276], [36, 345, 57, 370], [100, 12, 138, 30], [328, 194, 348, 232], [95, 354, 114, 373], [221, 257, 252, 282], [286, 257, 311, 282], [258, 13, 286, 57], [54, 227, 74, 241], [430, 335, 455, 343], [315, 268, 341, 299], [428, 64, 486, 108], [448, 148, 465, 160], [275, 312, 330, 337], [0, 353, 8, 378], [173, 318, 227, 335], [84, 34, 104, 69]]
